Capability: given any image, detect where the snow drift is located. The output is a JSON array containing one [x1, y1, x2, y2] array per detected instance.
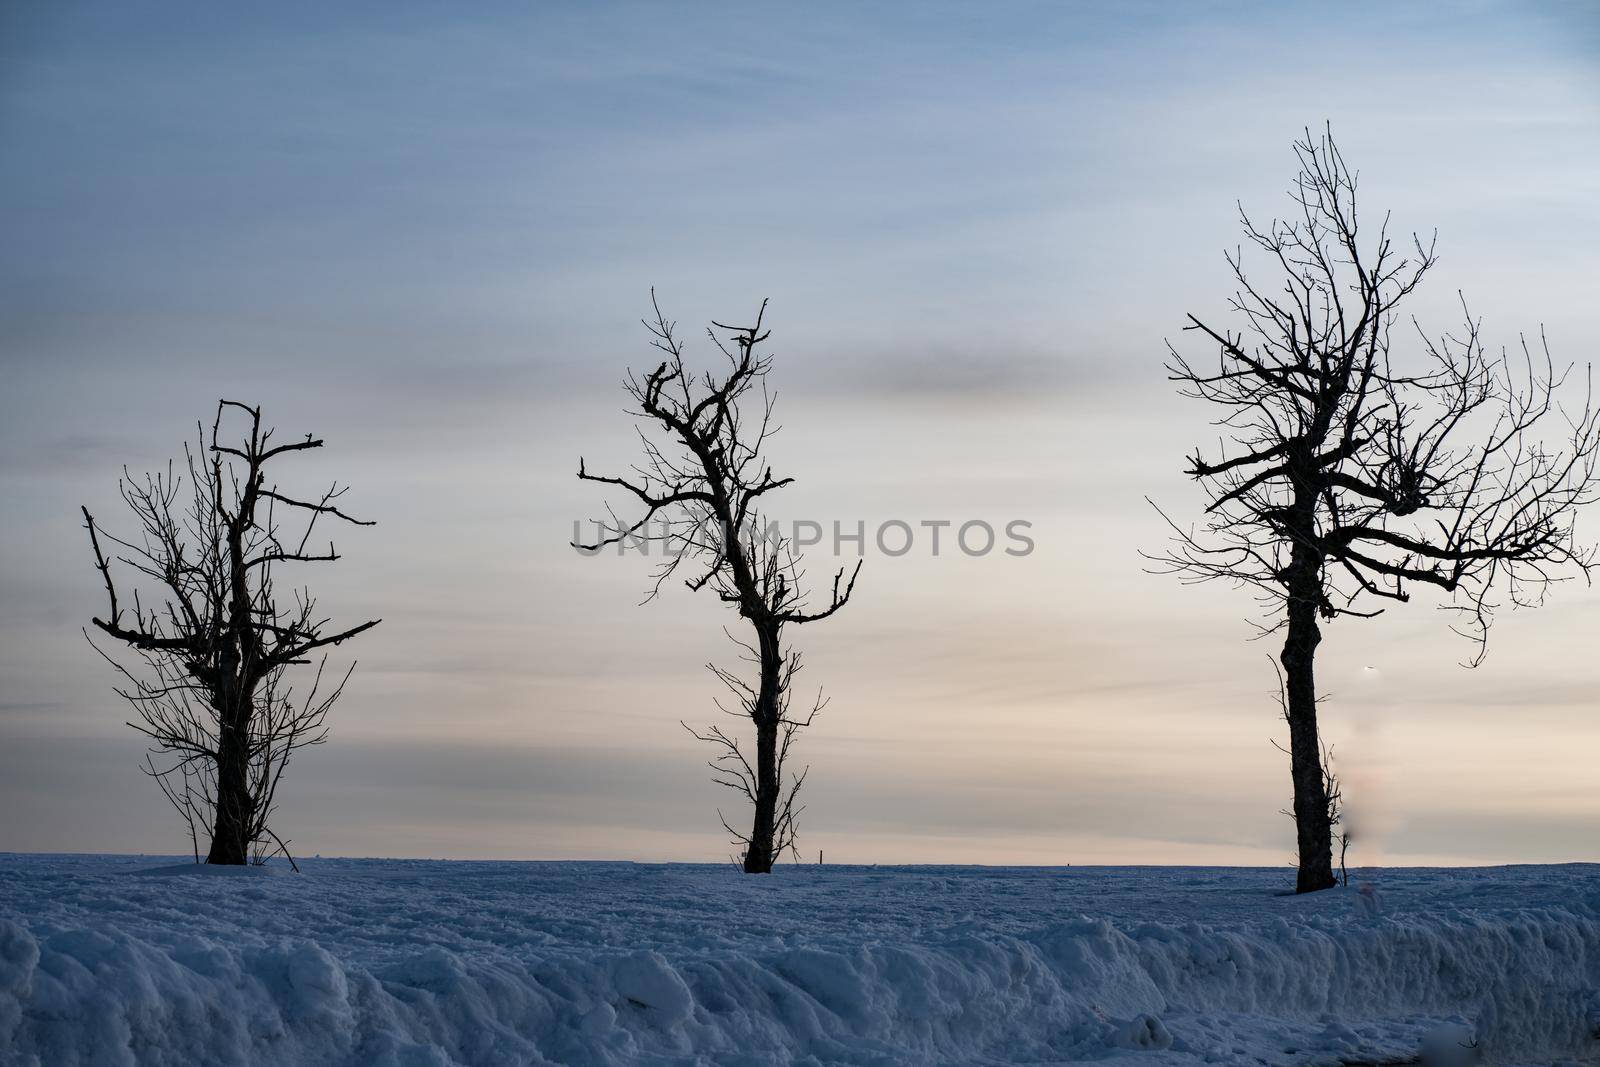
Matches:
[[2, 856, 1597, 1065]]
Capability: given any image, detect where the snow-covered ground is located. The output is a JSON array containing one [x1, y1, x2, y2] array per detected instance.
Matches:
[[1, 855, 1597, 1066]]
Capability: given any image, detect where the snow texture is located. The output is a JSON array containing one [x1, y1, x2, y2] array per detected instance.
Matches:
[[2, 855, 1597, 1065]]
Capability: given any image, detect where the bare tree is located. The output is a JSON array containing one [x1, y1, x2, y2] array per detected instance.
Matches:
[[574, 294, 860, 873], [1150, 128, 1600, 893], [83, 400, 380, 866]]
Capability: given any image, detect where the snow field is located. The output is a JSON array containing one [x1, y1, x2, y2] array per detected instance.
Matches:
[[2, 857, 1597, 1065]]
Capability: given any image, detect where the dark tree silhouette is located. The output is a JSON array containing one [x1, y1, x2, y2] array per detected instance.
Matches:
[[575, 294, 860, 873], [1150, 128, 1600, 893], [83, 400, 380, 866]]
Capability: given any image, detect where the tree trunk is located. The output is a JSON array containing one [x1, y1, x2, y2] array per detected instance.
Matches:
[[743, 622, 782, 874], [1281, 551, 1335, 894], [209, 520, 257, 865], [743, 717, 778, 873], [205, 695, 253, 865]]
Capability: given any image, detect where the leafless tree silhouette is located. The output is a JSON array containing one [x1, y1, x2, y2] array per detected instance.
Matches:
[[83, 400, 380, 866], [575, 294, 860, 873], [1150, 127, 1600, 893]]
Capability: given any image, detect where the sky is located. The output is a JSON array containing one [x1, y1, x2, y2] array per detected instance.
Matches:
[[2, 1, 1598, 867]]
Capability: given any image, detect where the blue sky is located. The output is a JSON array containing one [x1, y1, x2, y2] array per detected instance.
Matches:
[[3, 1, 1598, 864]]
